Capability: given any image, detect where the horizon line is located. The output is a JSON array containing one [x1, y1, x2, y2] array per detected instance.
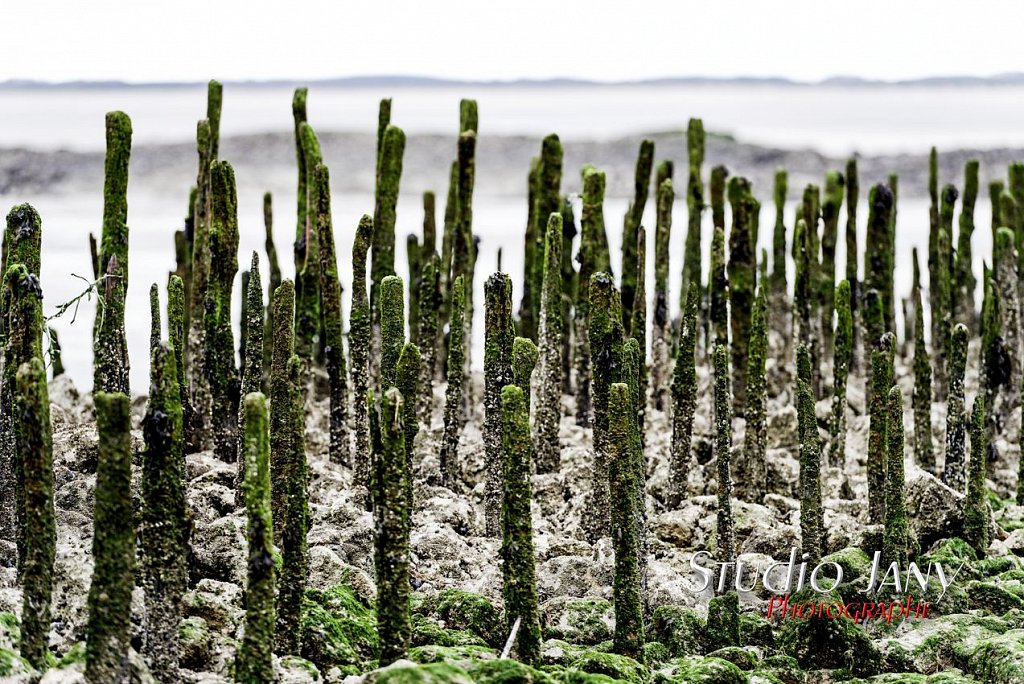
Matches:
[[4, 72, 1024, 89]]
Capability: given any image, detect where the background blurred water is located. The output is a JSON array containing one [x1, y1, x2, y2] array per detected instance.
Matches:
[[0, 83, 1010, 392]]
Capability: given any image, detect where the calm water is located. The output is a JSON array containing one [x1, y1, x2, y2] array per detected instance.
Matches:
[[0, 83, 1010, 392]]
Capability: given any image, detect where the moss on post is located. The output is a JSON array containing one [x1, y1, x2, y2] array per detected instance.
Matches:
[[499, 385, 542, 665], [710, 165, 728, 232], [86, 391, 134, 684], [883, 385, 908, 568], [512, 337, 539, 407], [188, 117, 214, 450], [863, 184, 894, 338], [372, 124, 406, 326], [621, 140, 654, 330], [269, 280, 295, 545], [820, 171, 845, 355], [845, 159, 860, 372], [275, 355, 308, 656], [141, 343, 186, 681], [796, 344, 824, 562], [519, 158, 542, 343], [709, 225, 729, 345], [911, 251, 934, 473], [380, 274, 406, 390], [653, 178, 674, 411], [206, 160, 240, 463], [793, 220, 812, 351], [867, 326, 894, 526], [2, 262, 45, 561], [396, 342, 421, 494], [585, 272, 624, 542], [727, 177, 756, 413], [263, 192, 281, 375], [523, 135, 563, 342], [629, 224, 648, 442], [933, 187, 957, 398], [942, 324, 969, 492], [828, 280, 852, 469], [167, 275, 188, 439], [14, 358, 54, 672], [452, 131, 477, 383], [47, 326, 64, 377], [608, 382, 645, 659], [713, 344, 736, 569], [536, 211, 565, 474], [770, 168, 789, 345], [574, 167, 606, 426], [484, 273, 515, 535], [351, 216, 374, 485], [668, 282, 699, 510], [994, 226, 1021, 414], [295, 122, 323, 367], [373, 386, 412, 664], [94, 111, 132, 396], [314, 163, 350, 465], [964, 397, 989, 557], [235, 393, 276, 683], [739, 280, 769, 499], [955, 160, 980, 331], [417, 251, 441, 424], [149, 283, 161, 352], [439, 276, 466, 489], [681, 119, 705, 303], [236, 253, 263, 487]]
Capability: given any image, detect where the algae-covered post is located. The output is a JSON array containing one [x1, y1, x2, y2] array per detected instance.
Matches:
[[828, 280, 852, 469], [681, 119, 705, 306], [351, 216, 374, 484], [942, 324, 969, 492], [574, 167, 606, 426], [15, 358, 54, 672], [620, 139, 653, 332], [237, 252, 264, 486], [964, 396, 989, 556], [911, 251, 934, 473], [275, 356, 309, 655], [727, 177, 756, 414], [608, 382, 645, 660], [652, 177, 674, 411], [883, 385, 908, 568], [739, 279, 768, 499], [522, 135, 562, 342], [499, 385, 542, 665], [584, 272, 624, 542], [668, 282, 699, 510], [709, 225, 729, 346], [955, 160, 980, 331], [713, 344, 736, 572], [484, 273, 515, 536], [206, 160, 240, 464], [439, 276, 466, 488], [86, 392, 134, 684], [269, 280, 296, 544], [141, 344, 186, 681], [374, 387, 412, 664], [314, 163, 350, 465], [536, 213, 564, 474], [235, 393, 276, 684], [770, 168, 789, 347], [380, 274, 406, 390], [94, 111, 132, 397], [796, 344, 824, 562], [845, 159, 860, 371], [417, 251, 441, 424], [820, 170, 844, 355]]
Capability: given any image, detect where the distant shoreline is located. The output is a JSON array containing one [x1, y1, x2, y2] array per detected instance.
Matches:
[[5, 73, 1024, 90]]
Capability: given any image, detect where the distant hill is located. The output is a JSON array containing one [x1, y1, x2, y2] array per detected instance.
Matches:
[[4, 73, 1024, 89]]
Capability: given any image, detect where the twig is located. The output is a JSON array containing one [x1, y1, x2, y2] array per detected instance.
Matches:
[[500, 616, 521, 660]]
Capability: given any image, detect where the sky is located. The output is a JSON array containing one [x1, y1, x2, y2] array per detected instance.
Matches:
[[4, 0, 1023, 84]]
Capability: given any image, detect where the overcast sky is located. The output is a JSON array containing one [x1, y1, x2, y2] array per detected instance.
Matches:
[[4, 0, 1023, 83]]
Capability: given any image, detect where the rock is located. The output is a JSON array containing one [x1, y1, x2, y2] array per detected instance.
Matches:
[[706, 646, 758, 670], [190, 516, 246, 585], [568, 651, 648, 684], [414, 589, 503, 648], [778, 589, 880, 677], [277, 655, 322, 683], [906, 469, 966, 549], [300, 583, 377, 674], [663, 655, 746, 684], [651, 605, 706, 656], [178, 616, 212, 672], [966, 580, 1024, 614], [184, 579, 244, 636], [540, 597, 613, 645]]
